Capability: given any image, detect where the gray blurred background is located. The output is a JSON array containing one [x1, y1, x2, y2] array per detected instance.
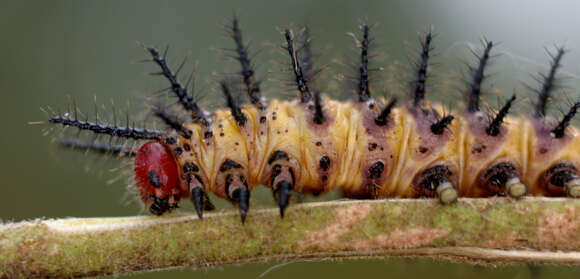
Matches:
[[1, 0, 580, 278]]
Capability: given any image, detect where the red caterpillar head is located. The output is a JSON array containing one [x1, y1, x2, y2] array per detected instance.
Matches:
[[134, 141, 181, 215]]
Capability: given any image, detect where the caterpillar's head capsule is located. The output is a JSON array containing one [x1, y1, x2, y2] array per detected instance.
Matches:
[[134, 141, 180, 215]]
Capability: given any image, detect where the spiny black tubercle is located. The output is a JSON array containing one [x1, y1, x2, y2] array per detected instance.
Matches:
[[146, 46, 204, 122], [552, 102, 580, 138], [357, 24, 372, 102], [486, 95, 516, 136], [59, 139, 136, 157], [534, 47, 566, 118], [430, 115, 454, 135], [298, 26, 313, 85], [220, 81, 247, 126], [230, 16, 263, 109], [375, 98, 397, 126], [153, 108, 192, 139], [313, 91, 325, 124], [284, 29, 312, 103], [49, 116, 163, 140], [413, 31, 433, 107], [467, 40, 493, 112]]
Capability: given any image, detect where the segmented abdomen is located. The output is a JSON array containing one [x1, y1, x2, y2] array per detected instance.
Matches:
[[162, 98, 579, 203]]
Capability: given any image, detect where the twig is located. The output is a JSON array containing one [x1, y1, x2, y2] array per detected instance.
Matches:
[[1, 198, 580, 278]]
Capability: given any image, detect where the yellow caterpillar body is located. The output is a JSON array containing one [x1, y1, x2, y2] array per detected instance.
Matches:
[[162, 98, 580, 206], [48, 19, 580, 221]]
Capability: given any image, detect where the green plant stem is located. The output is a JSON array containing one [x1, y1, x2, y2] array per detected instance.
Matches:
[[2, 197, 580, 278]]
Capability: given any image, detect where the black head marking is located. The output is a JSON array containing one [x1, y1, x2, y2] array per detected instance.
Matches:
[[147, 170, 163, 187]]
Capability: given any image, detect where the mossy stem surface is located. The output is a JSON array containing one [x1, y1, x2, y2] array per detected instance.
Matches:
[[2, 197, 580, 278]]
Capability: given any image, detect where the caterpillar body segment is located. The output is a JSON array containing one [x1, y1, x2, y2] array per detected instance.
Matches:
[[459, 112, 527, 198], [46, 18, 580, 223], [524, 116, 580, 198]]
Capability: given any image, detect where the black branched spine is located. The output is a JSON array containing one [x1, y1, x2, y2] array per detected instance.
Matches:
[[413, 31, 433, 107], [486, 95, 516, 136], [298, 26, 313, 84], [552, 102, 580, 138], [534, 47, 566, 118], [49, 116, 163, 140], [230, 16, 262, 108], [431, 115, 454, 135], [59, 139, 136, 157], [146, 47, 204, 122], [284, 29, 312, 103], [153, 108, 192, 139], [358, 24, 372, 102], [313, 91, 325, 124], [467, 40, 494, 112], [375, 98, 397, 126], [220, 81, 247, 126]]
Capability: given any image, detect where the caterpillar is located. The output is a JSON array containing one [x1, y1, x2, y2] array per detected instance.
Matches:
[[46, 17, 580, 223]]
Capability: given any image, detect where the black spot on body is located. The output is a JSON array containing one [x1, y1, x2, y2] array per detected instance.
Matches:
[[540, 147, 548, 154], [268, 151, 289, 164], [369, 161, 385, 179], [220, 159, 243, 172], [419, 146, 428, 153], [165, 137, 176, 145], [147, 171, 163, 187], [220, 132, 225, 137], [319, 156, 331, 171], [183, 144, 191, 151], [174, 147, 182, 155], [368, 143, 377, 151], [183, 162, 199, 173], [204, 131, 213, 139], [260, 116, 267, 123], [316, 141, 322, 146]]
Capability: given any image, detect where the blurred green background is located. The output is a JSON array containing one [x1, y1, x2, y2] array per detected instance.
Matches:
[[1, 0, 580, 278]]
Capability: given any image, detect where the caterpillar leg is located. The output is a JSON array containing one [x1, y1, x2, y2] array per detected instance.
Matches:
[[412, 165, 459, 205], [505, 177, 528, 198], [566, 178, 580, 198], [189, 176, 215, 220], [436, 180, 458, 205], [270, 165, 295, 217]]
